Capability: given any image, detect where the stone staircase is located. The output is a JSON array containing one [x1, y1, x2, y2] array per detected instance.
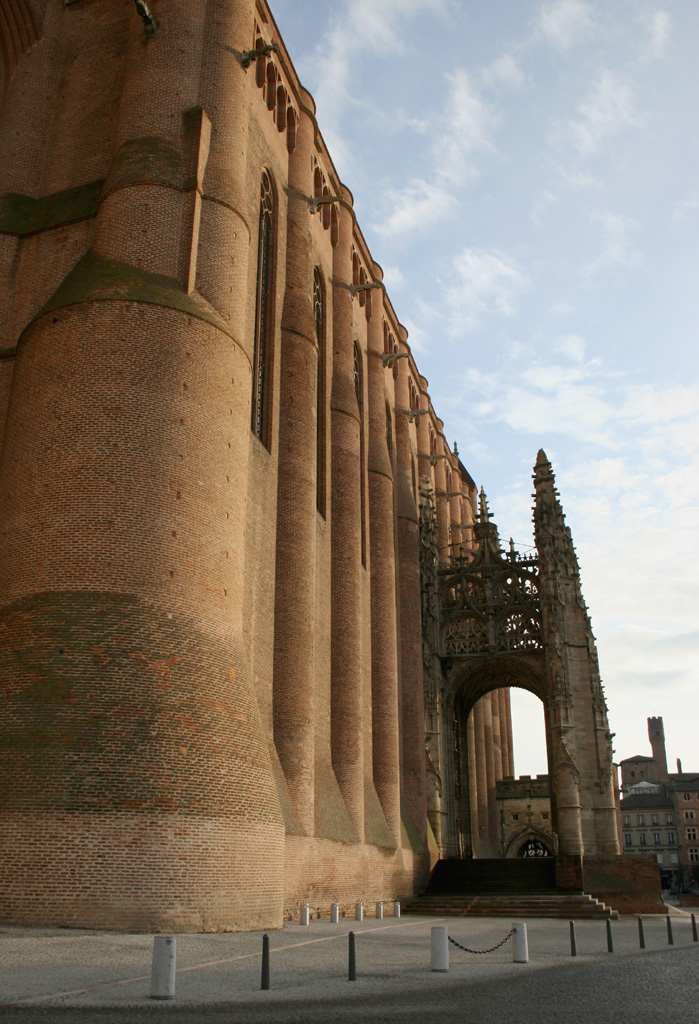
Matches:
[[405, 859, 618, 920]]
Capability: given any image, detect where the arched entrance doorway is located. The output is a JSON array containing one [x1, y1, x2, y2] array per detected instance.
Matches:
[[420, 452, 619, 865]]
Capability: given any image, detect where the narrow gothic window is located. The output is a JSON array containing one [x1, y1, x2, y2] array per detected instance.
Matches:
[[314, 268, 326, 517], [251, 171, 274, 448], [354, 342, 366, 567]]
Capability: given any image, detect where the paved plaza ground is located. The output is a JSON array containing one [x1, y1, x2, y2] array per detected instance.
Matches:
[[0, 910, 697, 1023]]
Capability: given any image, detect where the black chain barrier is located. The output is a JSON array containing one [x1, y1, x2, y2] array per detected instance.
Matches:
[[448, 928, 516, 954]]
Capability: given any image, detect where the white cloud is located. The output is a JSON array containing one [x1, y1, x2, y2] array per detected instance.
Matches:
[[539, 0, 595, 50], [442, 248, 529, 334], [439, 69, 496, 186], [375, 69, 496, 238], [302, 0, 447, 174], [378, 179, 455, 238], [481, 54, 526, 91], [380, 264, 408, 291], [586, 210, 642, 277], [672, 192, 699, 222], [554, 333, 586, 362], [562, 70, 637, 157], [641, 9, 672, 61]]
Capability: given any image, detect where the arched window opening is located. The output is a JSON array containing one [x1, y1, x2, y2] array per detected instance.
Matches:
[[254, 29, 266, 88], [266, 62, 277, 111], [352, 252, 359, 287], [321, 185, 331, 229], [251, 170, 275, 449], [286, 107, 297, 152], [331, 204, 339, 246], [386, 402, 394, 462], [358, 266, 367, 308], [430, 430, 437, 457], [314, 166, 323, 200], [354, 342, 367, 567], [276, 85, 287, 131], [353, 344, 362, 407], [314, 268, 327, 517]]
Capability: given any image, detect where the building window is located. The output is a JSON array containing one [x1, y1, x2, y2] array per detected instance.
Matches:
[[684, 810, 695, 820], [314, 268, 326, 517], [512, 813, 519, 822], [624, 833, 632, 847], [686, 827, 698, 841], [622, 815, 630, 827], [637, 815, 645, 826], [653, 832, 661, 845], [651, 814, 659, 826], [689, 849, 699, 863], [656, 853, 664, 865], [684, 793, 691, 801], [354, 342, 366, 569], [542, 812, 549, 821], [666, 813, 674, 825], [670, 853, 679, 864], [639, 833, 647, 846], [667, 831, 676, 844], [251, 170, 275, 448]]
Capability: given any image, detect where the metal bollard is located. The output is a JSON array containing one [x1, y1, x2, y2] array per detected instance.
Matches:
[[300, 903, 310, 926], [606, 918, 614, 953], [376, 901, 383, 920], [331, 902, 339, 924], [394, 900, 401, 918], [355, 902, 363, 922], [512, 922, 529, 963], [666, 915, 674, 946], [638, 917, 645, 949], [431, 926, 449, 972], [348, 931, 356, 981], [150, 935, 176, 1000], [261, 933, 270, 990], [692, 914, 698, 942], [569, 920, 577, 957]]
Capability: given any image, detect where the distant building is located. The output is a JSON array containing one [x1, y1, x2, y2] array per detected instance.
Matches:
[[496, 775, 554, 858], [618, 717, 698, 889]]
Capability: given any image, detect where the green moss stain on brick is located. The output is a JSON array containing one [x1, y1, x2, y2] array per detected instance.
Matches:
[[34, 249, 232, 337], [0, 180, 104, 236]]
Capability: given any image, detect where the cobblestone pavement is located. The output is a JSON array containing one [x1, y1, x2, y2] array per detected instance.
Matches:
[[0, 913, 697, 1023]]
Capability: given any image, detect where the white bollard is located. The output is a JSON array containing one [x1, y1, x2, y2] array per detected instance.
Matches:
[[431, 925, 449, 972], [331, 902, 339, 924], [376, 901, 383, 920], [150, 935, 176, 1000], [394, 900, 401, 918], [355, 902, 363, 922], [512, 922, 529, 963], [300, 903, 310, 926]]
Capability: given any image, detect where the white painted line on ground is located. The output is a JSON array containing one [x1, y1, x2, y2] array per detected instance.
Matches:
[[1, 916, 446, 1007]]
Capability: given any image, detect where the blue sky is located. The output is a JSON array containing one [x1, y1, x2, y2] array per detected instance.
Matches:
[[271, 0, 699, 775]]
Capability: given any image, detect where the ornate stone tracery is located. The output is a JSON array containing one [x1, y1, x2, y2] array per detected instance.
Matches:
[[420, 452, 620, 861]]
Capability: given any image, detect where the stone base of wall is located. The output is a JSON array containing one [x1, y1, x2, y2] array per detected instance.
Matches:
[[283, 835, 417, 921], [583, 856, 666, 915], [678, 893, 699, 908]]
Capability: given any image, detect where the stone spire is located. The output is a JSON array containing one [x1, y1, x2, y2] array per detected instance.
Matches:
[[473, 486, 500, 555], [533, 449, 579, 580]]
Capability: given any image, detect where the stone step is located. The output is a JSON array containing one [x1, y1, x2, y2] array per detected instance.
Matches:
[[406, 894, 618, 920]]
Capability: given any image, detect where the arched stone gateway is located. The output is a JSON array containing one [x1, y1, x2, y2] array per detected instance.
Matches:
[[420, 450, 620, 874]]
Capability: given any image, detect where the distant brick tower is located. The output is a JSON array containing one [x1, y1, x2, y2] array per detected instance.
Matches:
[[0, 0, 284, 931], [648, 716, 669, 779]]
